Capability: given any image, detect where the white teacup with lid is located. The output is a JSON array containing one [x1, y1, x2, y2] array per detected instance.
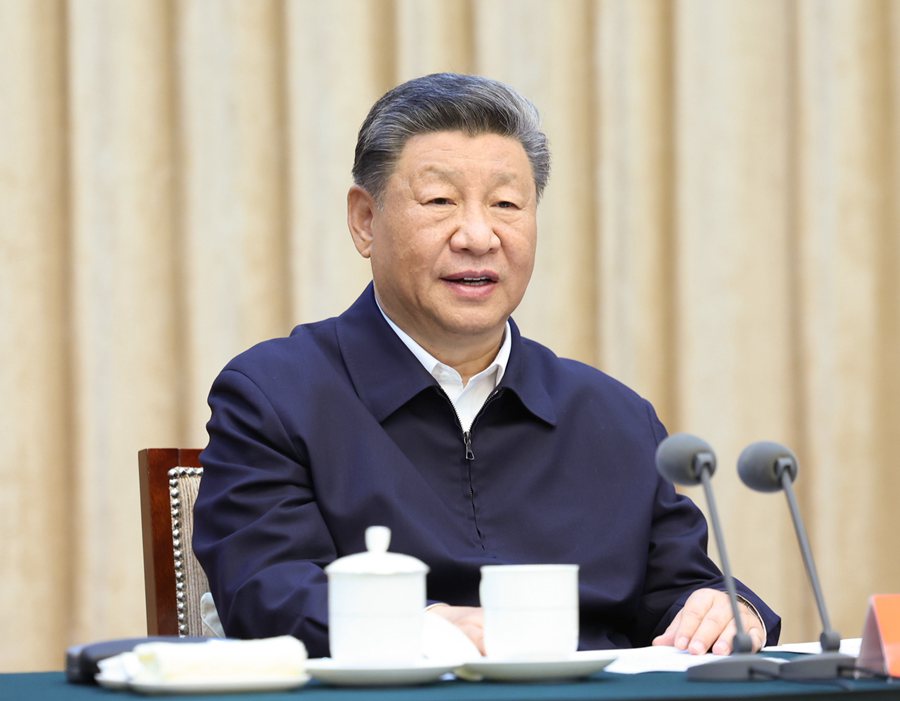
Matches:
[[325, 525, 429, 664]]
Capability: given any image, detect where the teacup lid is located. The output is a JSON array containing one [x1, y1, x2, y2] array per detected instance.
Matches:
[[325, 526, 429, 575]]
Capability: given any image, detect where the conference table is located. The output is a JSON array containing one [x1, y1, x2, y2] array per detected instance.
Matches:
[[3, 663, 898, 701]]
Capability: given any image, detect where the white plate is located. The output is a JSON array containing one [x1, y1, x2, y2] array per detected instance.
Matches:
[[305, 658, 458, 686], [128, 676, 308, 695], [460, 650, 618, 682]]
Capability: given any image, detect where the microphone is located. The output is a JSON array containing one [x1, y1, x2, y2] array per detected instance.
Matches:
[[738, 441, 856, 678], [655, 434, 779, 680]]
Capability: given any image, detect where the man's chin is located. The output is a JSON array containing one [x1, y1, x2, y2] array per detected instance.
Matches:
[[437, 316, 509, 344]]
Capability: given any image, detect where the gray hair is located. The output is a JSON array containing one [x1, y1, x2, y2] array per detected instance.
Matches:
[[352, 73, 551, 203]]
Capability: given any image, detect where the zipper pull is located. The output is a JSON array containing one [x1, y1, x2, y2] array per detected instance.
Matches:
[[463, 431, 475, 461]]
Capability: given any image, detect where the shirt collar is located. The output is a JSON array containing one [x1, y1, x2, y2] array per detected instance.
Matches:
[[374, 296, 511, 388], [335, 283, 556, 426]]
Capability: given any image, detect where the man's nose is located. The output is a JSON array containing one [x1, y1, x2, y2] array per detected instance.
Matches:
[[450, 206, 500, 254]]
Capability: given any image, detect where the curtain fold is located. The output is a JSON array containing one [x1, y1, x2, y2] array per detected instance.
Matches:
[[0, 0, 73, 669], [674, 0, 811, 638], [795, 0, 900, 636], [2, 0, 898, 671], [66, 0, 181, 639]]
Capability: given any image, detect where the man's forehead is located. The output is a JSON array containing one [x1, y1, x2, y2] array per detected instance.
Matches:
[[395, 131, 532, 178]]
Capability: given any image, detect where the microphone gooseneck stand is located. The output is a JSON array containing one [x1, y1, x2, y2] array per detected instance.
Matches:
[[686, 460, 780, 681], [738, 443, 857, 680], [655, 434, 780, 681]]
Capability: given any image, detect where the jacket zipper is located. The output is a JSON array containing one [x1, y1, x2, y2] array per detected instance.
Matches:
[[455, 388, 501, 461], [463, 431, 475, 460], [438, 387, 502, 546]]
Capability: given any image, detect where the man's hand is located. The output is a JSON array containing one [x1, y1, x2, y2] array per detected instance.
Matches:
[[428, 604, 485, 654], [651, 588, 765, 655]]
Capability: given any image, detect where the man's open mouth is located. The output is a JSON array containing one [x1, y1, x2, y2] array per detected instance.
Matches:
[[457, 277, 492, 286], [443, 273, 498, 286]]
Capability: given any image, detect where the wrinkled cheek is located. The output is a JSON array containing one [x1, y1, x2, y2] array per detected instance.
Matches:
[[517, 249, 537, 288]]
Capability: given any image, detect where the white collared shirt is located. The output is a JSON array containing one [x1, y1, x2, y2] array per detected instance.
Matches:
[[376, 303, 511, 433]]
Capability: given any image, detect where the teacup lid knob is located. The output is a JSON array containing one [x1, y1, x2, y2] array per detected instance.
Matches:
[[365, 525, 391, 553], [325, 525, 429, 575]]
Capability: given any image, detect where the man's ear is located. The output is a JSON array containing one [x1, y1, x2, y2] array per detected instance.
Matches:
[[347, 185, 377, 259]]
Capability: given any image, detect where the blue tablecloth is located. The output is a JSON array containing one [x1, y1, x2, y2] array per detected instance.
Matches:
[[2, 670, 898, 701]]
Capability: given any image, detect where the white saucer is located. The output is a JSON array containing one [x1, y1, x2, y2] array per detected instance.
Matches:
[[305, 658, 459, 686], [128, 676, 308, 695], [460, 650, 618, 682]]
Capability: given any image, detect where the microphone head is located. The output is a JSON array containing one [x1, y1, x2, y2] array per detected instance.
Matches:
[[655, 433, 717, 486], [819, 629, 842, 653], [737, 441, 799, 493]]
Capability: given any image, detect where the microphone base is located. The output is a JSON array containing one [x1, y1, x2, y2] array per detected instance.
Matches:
[[687, 654, 781, 681], [779, 652, 857, 680]]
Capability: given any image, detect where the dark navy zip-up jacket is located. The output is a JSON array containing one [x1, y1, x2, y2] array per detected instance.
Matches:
[[193, 283, 780, 657]]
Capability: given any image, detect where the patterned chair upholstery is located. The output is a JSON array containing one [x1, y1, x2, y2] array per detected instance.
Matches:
[[138, 448, 213, 637]]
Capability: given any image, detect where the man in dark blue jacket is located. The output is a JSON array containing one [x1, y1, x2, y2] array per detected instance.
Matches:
[[193, 73, 780, 659]]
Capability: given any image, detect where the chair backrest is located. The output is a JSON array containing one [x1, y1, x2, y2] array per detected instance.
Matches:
[[138, 448, 210, 637]]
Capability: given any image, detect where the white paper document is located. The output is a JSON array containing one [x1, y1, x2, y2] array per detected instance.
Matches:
[[605, 639, 862, 675], [762, 638, 861, 656], [604, 646, 725, 674]]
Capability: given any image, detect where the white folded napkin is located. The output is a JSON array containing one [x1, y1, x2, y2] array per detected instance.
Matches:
[[125, 636, 308, 683], [423, 610, 482, 663]]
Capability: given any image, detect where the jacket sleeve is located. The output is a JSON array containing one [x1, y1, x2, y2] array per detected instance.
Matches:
[[192, 367, 335, 657], [631, 405, 782, 647]]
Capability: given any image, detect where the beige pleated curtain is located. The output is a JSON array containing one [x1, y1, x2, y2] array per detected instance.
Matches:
[[2, 0, 898, 672]]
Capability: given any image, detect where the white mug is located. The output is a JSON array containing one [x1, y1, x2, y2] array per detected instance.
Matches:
[[480, 564, 579, 659]]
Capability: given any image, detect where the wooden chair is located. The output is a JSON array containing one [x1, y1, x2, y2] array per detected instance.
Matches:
[[138, 448, 212, 637]]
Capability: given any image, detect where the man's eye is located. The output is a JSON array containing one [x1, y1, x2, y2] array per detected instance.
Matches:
[[495, 201, 518, 209], [427, 197, 453, 206]]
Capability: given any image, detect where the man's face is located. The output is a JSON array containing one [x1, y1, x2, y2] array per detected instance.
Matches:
[[348, 130, 538, 357]]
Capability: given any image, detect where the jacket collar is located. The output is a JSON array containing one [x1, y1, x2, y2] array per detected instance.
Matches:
[[336, 283, 557, 426], [500, 319, 557, 426]]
